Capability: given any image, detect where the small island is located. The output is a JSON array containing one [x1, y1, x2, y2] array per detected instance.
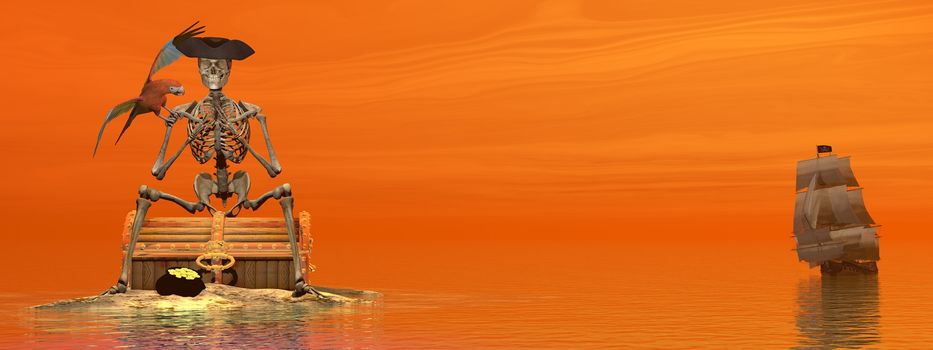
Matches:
[[33, 284, 379, 310]]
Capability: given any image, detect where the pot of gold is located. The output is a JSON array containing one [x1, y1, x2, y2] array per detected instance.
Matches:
[[155, 267, 206, 297]]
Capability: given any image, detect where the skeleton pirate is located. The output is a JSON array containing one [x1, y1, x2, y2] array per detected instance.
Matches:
[[104, 35, 325, 298]]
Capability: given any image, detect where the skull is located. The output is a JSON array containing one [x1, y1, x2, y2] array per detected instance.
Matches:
[[198, 58, 231, 90]]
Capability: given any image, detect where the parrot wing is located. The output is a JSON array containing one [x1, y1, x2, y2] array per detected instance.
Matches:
[[146, 21, 206, 83], [93, 98, 140, 156]]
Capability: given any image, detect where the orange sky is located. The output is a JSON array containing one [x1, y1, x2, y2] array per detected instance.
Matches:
[[1, 0, 933, 290]]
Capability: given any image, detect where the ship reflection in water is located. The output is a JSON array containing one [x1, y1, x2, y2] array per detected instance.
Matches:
[[25, 301, 382, 348], [795, 275, 880, 349]]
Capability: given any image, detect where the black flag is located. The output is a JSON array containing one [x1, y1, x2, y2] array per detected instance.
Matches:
[[817, 145, 832, 153]]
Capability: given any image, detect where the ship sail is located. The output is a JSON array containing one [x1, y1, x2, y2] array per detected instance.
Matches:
[[827, 185, 861, 226], [837, 157, 860, 188], [846, 188, 875, 225], [797, 243, 845, 267], [795, 155, 855, 191], [793, 148, 879, 269]]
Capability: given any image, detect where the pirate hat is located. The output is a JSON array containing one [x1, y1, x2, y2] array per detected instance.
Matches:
[[176, 37, 254, 60]]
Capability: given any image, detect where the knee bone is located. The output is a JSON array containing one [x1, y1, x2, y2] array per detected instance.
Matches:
[[138, 185, 161, 201], [274, 183, 292, 199], [282, 183, 292, 196]]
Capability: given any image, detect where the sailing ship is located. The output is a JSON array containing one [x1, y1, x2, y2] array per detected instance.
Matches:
[[793, 145, 880, 274]]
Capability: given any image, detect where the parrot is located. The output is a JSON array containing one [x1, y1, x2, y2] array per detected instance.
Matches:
[[93, 22, 206, 156]]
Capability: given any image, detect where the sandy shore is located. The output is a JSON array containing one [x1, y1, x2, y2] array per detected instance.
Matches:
[[33, 284, 380, 310]]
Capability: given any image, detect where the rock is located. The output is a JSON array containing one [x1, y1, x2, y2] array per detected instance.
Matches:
[[32, 284, 380, 310]]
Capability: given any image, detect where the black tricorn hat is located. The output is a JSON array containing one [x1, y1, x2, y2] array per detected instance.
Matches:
[[176, 37, 254, 60]]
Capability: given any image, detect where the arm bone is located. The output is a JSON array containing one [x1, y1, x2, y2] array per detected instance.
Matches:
[[151, 119, 209, 180]]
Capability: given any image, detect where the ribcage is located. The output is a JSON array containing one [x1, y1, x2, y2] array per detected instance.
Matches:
[[188, 97, 250, 164]]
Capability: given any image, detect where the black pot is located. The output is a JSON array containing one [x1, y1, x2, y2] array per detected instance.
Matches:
[[155, 267, 206, 297]]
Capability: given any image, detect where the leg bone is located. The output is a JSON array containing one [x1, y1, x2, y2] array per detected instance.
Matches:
[[237, 181, 325, 299], [103, 185, 205, 294]]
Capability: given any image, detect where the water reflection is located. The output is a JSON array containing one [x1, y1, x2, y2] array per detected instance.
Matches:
[[25, 300, 382, 348], [795, 274, 880, 349]]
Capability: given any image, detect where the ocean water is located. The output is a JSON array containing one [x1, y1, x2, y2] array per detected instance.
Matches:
[[1, 240, 931, 349]]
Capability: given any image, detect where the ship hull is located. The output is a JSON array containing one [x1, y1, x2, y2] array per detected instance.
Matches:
[[820, 260, 878, 275]]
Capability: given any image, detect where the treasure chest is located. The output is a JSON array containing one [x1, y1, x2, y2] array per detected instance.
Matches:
[[120, 210, 315, 290]]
